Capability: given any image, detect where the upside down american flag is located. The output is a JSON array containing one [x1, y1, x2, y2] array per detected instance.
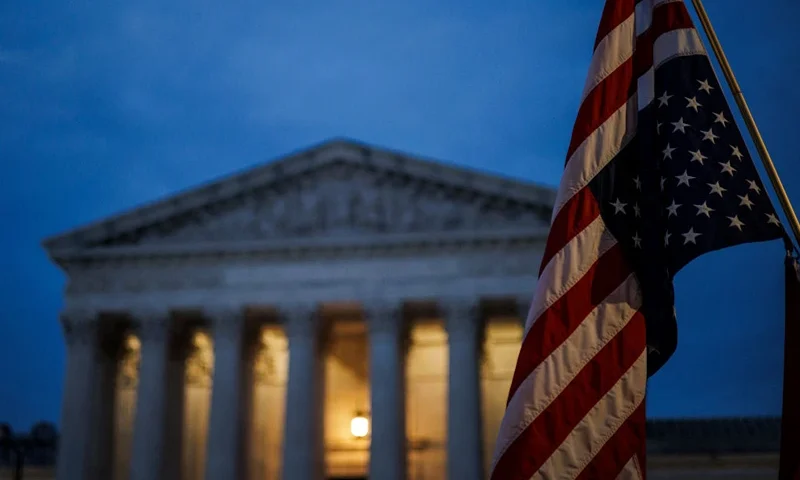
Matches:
[[489, 1, 794, 479]]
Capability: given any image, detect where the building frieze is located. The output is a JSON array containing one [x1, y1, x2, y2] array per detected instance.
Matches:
[[61, 246, 542, 296]]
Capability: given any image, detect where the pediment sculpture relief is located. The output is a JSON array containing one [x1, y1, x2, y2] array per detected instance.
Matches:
[[103, 163, 548, 247]]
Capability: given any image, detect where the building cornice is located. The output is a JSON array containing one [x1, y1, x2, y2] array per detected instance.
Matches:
[[52, 227, 549, 268]]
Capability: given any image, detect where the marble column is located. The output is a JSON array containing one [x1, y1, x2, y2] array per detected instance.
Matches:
[[443, 299, 484, 480], [162, 331, 190, 480], [365, 302, 407, 480], [281, 304, 325, 480], [87, 335, 120, 480], [129, 310, 172, 480], [204, 307, 255, 480], [56, 312, 99, 480]]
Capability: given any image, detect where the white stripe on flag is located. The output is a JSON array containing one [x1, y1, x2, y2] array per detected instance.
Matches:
[[637, 66, 655, 110], [654, 28, 706, 68]]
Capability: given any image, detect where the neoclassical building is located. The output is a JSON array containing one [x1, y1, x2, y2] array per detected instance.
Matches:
[[43, 139, 553, 480], [42, 139, 780, 480]]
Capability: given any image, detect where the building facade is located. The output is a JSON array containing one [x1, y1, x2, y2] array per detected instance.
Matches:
[[42, 140, 780, 480]]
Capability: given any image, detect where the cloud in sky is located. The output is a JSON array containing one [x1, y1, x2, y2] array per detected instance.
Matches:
[[0, 0, 798, 429]]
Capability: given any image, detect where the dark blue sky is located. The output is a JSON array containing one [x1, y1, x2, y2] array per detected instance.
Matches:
[[1, 0, 798, 430]]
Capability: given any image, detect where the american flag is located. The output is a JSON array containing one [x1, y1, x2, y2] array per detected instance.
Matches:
[[490, 1, 786, 478]]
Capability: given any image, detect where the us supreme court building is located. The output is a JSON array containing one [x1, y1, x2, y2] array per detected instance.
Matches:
[[43, 140, 779, 480]]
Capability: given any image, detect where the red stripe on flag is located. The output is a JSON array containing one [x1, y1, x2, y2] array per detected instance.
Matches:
[[492, 312, 647, 480], [593, 0, 636, 51], [509, 243, 631, 403]]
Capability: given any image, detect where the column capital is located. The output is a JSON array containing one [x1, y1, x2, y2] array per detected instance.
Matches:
[[363, 301, 404, 336], [60, 310, 99, 347], [202, 305, 244, 321], [280, 303, 320, 339], [203, 305, 247, 341], [439, 297, 479, 316], [440, 298, 482, 337], [129, 305, 171, 319], [130, 308, 172, 343], [60, 308, 96, 322]]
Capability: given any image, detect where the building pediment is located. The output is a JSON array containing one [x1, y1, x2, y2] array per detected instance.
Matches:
[[43, 139, 556, 260]]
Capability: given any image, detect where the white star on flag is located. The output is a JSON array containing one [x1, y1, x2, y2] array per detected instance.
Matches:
[[686, 96, 702, 112], [682, 228, 702, 244], [663, 143, 676, 160], [728, 215, 745, 231], [695, 202, 714, 217], [676, 170, 695, 187], [708, 181, 727, 197], [689, 149, 707, 164], [672, 118, 690, 133], [666, 200, 681, 217], [610, 198, 627, 214], [719, 161, 736, 176], [658, 91, 672, 107], [701, 128, 718, 143], [697, 79, 714, 94]]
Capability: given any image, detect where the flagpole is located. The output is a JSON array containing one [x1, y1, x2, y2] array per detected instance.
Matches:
[[690, 0, 800, 249]]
